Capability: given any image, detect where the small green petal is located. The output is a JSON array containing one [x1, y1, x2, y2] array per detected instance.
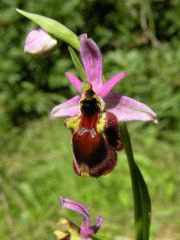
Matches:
[[16, 9, 80, 51]]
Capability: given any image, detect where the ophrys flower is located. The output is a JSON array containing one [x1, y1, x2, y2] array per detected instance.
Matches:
[[51, 34, 157, 177], [54, 197, 103, 240]]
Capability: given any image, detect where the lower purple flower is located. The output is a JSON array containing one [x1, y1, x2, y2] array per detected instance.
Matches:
[[54, 197, 103, 240]]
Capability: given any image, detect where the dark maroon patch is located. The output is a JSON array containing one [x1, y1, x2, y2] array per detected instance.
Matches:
[[72, 111, 123, 178], [72, 122, 107, 175], [104, 111, 124, 151]]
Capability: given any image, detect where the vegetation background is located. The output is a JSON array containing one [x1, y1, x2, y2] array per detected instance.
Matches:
[[0, 0, 179, 239]]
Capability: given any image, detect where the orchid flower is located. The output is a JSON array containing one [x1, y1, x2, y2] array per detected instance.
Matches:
[[54, 197, 103, 240], [24, 28, 58, 57], [50, 34, 157, 178]]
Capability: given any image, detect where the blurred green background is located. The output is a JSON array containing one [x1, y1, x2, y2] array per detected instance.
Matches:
[[0, 0, 179, 239]]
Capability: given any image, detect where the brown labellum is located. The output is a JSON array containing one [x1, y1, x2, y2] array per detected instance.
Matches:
[[72, 106, 123, 177]]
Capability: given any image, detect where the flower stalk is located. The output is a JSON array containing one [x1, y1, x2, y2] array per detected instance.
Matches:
[[120, 123, 151, 240]]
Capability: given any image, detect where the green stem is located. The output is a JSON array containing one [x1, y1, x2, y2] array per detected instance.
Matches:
[[120, 123, 151, 240], [120, 123, 142, 238]]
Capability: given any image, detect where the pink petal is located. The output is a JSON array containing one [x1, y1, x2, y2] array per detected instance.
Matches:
[[80, 34, 103, 90], [98, 72, 128, 98], [104, 93, 158, 123], [80, 216, 103, 238], [60, 197, 90, 225], [65, 72, 82, 92], [93, 216, 103, 232], [50, 95, 80, 118]]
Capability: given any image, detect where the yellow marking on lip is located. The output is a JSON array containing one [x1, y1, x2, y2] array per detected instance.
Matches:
[[96, 113, 106, 133], [54, 230, 69, 239], [80, 171, 90, 177], [64, 116, 81, 132]]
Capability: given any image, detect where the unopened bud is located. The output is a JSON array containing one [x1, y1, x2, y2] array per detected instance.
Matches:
[[24, 29, 58, 57]]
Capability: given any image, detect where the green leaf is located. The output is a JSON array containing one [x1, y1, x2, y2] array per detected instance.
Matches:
[[135, 163, 151, 239], [92, 236, 110, 240], [120, 123, 151, 240], [68, 46, 87, 82], [16, 9, 80, 51]]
